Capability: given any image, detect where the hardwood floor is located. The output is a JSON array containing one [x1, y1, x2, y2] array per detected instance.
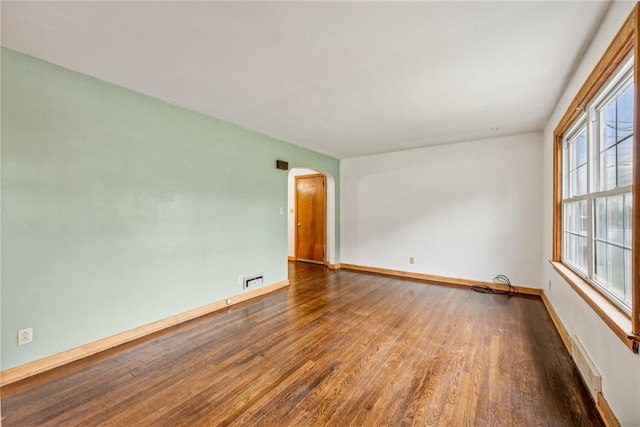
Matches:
[[1, 262, 603, 426]]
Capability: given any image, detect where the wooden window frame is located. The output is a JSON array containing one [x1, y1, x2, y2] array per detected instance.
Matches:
[[552, 3, 640, 353]]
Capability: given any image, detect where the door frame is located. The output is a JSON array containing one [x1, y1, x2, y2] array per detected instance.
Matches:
[[294, 173, 327, 265]]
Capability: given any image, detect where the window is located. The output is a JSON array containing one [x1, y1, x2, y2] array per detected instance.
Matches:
[[562, 61, 634, 313], [563, 123, 588, 274], [553, 4, 639, 353]]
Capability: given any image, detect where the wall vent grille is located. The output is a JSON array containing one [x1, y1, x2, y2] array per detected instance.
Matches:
[[243, 274, 263, 290]]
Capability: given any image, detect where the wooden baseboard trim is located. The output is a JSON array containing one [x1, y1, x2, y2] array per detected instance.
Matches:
[[540, 290, 572, 354], [339, 263, 542, 296], [287, 257, 339, 270], [0, 280, 289, 387], [597, 392, 622, 427]]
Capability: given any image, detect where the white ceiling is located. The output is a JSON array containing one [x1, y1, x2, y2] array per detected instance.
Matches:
[[1, 1, 610, 159]]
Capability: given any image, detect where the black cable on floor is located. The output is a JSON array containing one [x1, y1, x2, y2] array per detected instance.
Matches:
[[471, 274, 518, 297]]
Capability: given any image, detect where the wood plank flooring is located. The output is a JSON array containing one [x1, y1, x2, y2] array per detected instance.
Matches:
[[1, 262, 604, 426]]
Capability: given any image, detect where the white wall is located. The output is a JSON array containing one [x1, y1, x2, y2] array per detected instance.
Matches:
[[541, 2, 639, 425], [287, 168, 337, 264], [341, 132, 542, 288]]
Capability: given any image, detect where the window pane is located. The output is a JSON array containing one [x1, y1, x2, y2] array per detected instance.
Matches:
[[566, 202, 574, 232], [595, 241, 608, 283], [578, 235, 587, 272], [565, 126, 588, 197], [570, 136, 578, 170], [617, 83, 634, 141], [564, 232, 573, 265], [578, 200, 587, 235], [564, 201, 587, 236], [595, 241, 628, 303], [600, 147, 616, 191], [617, 137, 632, 187], [564, 200, 588, 273], [624, 249, 632, 305], [597, 80, 634, 193], [624, 193, 633, 247], [606, 195, 624, 246], [595, 197, 606, 240], [578, 131, 587, 165], [603, 101, 617, 148], [564, 233, 587, 273], [577, 164, 587, 196], [607, 244, 625, 297], [593, 191, 632, 308]]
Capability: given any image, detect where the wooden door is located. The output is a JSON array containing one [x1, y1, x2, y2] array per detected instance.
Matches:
[[295, 174, 326, 264]]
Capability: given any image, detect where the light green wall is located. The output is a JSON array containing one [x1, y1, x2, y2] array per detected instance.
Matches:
[[0, 48, 340, 371]]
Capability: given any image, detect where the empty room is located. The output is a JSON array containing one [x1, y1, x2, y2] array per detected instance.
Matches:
[[1, 1, 640, 426]]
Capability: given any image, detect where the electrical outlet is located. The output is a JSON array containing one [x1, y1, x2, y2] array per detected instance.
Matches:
[[18, 328, 33, 345], [409, 257, 414, 264], [237, 274, 243, 285]]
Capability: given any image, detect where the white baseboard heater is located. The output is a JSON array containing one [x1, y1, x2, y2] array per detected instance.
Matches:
[[571, 335, 602, 401]]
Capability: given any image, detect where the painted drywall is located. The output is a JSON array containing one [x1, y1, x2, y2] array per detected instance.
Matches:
[[340, 132, 543, 288], [0, 48, 340, 371], [541, 2, 640, 425]]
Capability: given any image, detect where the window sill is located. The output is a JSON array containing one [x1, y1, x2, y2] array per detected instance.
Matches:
[[550, 261, 638, 353]]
